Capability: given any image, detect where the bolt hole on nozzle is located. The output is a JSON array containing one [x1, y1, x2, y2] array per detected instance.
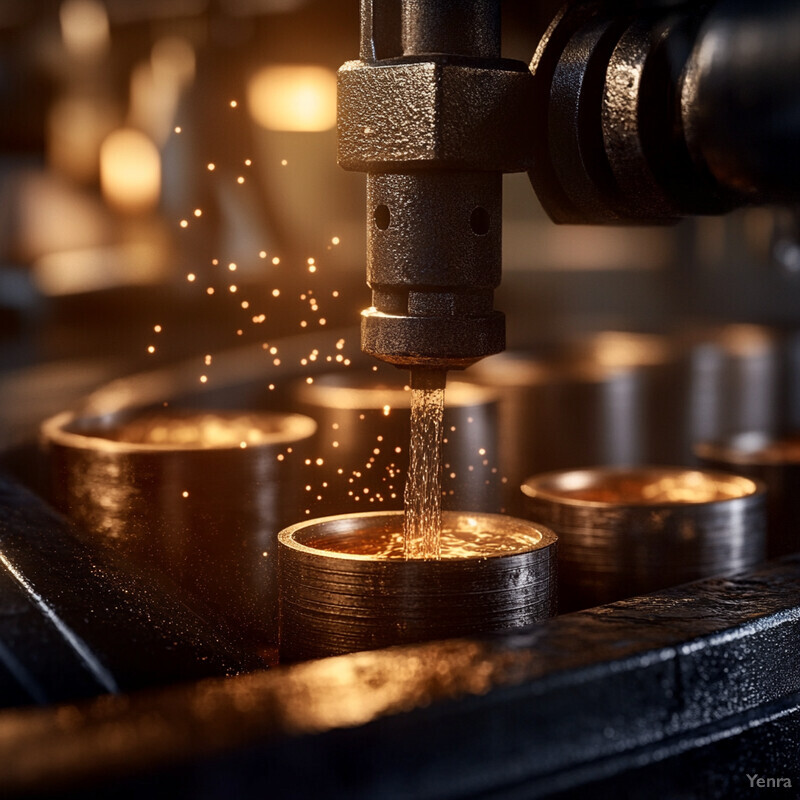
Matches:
[[470, 206, 490, 235], [374, 204, 390, 230]]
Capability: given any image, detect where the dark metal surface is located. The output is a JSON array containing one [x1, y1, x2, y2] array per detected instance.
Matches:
[[339, 0, 534, 368], [523, 467, 766, 612], [1, 557, 800, 797], [0, 474, 262, 709], [697, 432, 800, 559], [683, 0, 800, 203], [278, 510, 557, 661], [529, 0, 800, 224]]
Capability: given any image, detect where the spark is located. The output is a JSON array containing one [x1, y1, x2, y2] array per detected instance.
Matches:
[[204, 354, 212, 365], [237, 176, 245, 184], [259, 251, 267, 259], [200, 375, 208, 383], [230, 99, 238, 108], [281, 159, 288, 166], [174, 126, 182, 133], [272, 257, 281, 265], [207, 163, 215, 171], [244, 159, 252, 166], [382, 405, 391, 416], [153, 324, 162, 333], [187, 273, 196, 282], [182, 491, 189, 498], [331, 236, 340, 245], [272, 289, 280, 297], [206, 287, 215, 295], [147, 345, 155, 354], [241, 301, 249, 309], [306, 376, 314, 384], [229, 285, 237, 293], [228, 262, 237, 271], [239, 442, 247, 449], [193, 208, 202, 217], [180, 219, 189, 228]]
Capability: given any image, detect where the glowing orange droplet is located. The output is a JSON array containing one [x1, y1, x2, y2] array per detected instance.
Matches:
[[187, 273, 196, 282], [272, 289, 280, 297], [180, 219, 189, 228], [147, 345, 155, 354], [272, 256, 281, 265], [182, 491, 189, 498], [207, 163, 215, 171], [230, 99, 238, 108], [193, 208, 202, 217], [200, 375, 208, 383]]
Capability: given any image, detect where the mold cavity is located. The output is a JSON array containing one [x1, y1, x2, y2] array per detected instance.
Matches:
[[374, 204, 391, 230], [470, 206, 490, 235]]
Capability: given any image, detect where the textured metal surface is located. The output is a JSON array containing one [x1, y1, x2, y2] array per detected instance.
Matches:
[[697, 432, 800, 559], [528, 0, 800, 224], [0, 474, 260, 709], [278, 510, 557, 662], [361, 169, 505, 367], [522, 467, 766, 612], [1, 557, 799, 797], [293, 370, 503, 517], [338, 59, 535, 172], [340, 0, 535, 367], [43, 409, 317, 647]]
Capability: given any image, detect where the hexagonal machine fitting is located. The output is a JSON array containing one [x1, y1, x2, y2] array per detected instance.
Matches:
[[337, 0, 535, 370]]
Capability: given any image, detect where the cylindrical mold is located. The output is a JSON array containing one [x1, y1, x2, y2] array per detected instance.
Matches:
[[522, 467, 765, 612], [467, 351, 642, 514], [569, 331, 688, 464], [696, 433, 800, 558], [681, 324, 780, 450], [278, 509, 557, 662], [293, 371, 503, 517], [42, 409, 317, 648]]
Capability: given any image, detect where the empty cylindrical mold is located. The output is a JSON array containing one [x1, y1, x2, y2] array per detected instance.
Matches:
[[568, 331, 688, 464], [696, 432, 800, 558], [42, 408, 317, 648], [293, 370, 503, 517], [522, 466, 765, 612], [278, 510, 557, 662], [681, 324, 780, 449], [467, 351, 642, 513]]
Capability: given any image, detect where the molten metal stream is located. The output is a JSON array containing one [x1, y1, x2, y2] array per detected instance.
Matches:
[[404, 369, 447, 559]]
